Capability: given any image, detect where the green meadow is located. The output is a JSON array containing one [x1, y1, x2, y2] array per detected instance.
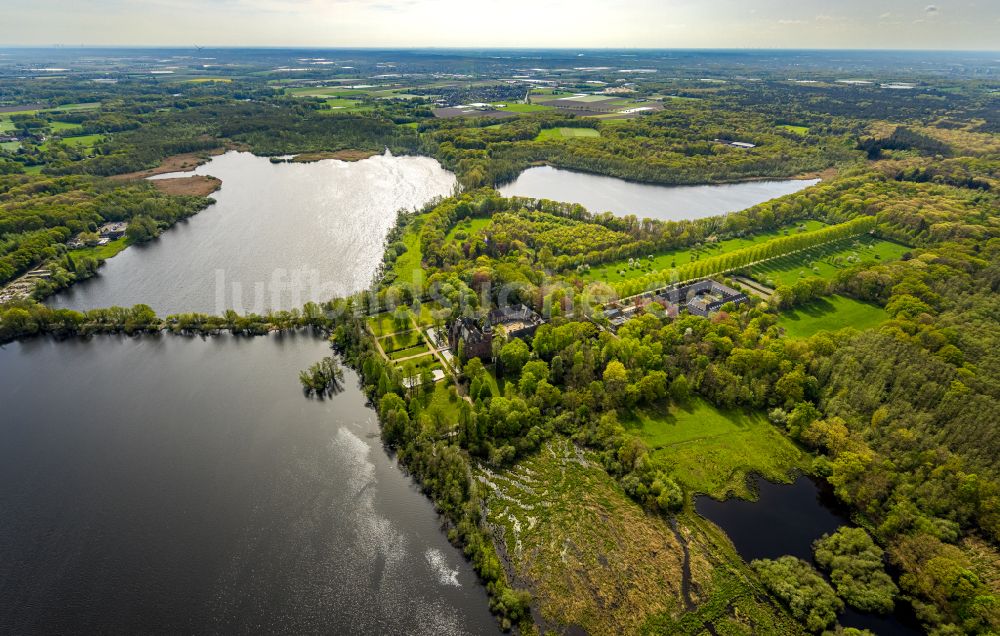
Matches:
[[779, 295, 889, 338], [445, 217, 491, 243], [747, 235, 910, 287], [495, 103, 554, 113], [623, 398, 808, 499], [535, 127, 601, 141], [778, 124, 810, 135]]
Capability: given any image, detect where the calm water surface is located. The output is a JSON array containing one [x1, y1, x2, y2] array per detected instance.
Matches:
[[0, 335, 497, 634], [498, 165, 819, 221], [697, 475, 924, 635], [49, 151, 456, 315]]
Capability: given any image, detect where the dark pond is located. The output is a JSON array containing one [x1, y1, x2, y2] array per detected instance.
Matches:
[[498, 165, 819, 221], [0, 335, 497, 635], [696, 474, 924, 635], [48, 151, 456, 315]]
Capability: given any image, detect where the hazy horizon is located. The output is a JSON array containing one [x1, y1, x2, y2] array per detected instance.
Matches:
[[5, 0, 999, 51]]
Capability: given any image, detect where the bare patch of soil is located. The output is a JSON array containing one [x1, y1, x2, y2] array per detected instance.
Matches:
[[151, 175, 222, 197], [109, 148, 225, 181]]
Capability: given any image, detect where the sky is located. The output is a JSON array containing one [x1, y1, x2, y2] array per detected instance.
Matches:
[[5, 0, 1000, 49]]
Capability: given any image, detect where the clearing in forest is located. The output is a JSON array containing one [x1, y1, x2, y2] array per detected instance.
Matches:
[[622, 399, 808, 499], [778, 295, 889, 338]]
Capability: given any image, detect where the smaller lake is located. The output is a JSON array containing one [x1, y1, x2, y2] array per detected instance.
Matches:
[[498, 166, 819, 221], [697, 475, 924, 636]]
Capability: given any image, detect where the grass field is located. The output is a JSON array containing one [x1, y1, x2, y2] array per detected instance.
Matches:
[[378, 328, 424, 353], [496, 103, 554, 113], [69, 237, 130, 261], [747, 235, 910, 287], [779, 295, 889, 338], [395, 352, 443, 376], [414, 300, 450, 328], [421, 382, 462, 434], [49, 121, 83, 133], [622, 398, 808, 499], [778, 124, 810, 135], [0, 141, 19, 152], [535, 127, 601, 141], [478, 438, 694, 634], [445, 217, 491, 244], [580, 220, 827, 284], [389, 343, 431, 360], [391, 219, 425, 286], [367, 311, 412, 338], [44, 133, 105, 151], [323, 98, 363, 110]]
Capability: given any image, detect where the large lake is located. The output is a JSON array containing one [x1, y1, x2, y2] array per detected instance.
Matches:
[[49, 151, 456, 315], [0, 335, 497, 634], [498, 166, 819, 221]]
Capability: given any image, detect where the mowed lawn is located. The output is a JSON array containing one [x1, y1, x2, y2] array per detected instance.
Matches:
[[779, 295, 889, 338], [580, 220, 827, 284], [535, 127, 601, 141], [748, 235, 910, 287], [623, 398, 808, 499]]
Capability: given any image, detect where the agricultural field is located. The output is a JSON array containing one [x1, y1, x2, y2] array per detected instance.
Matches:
[[622, 399, 809, 499], [542, 94, 613, 103], [534, 127, 601, 141], [747, 235, 910, 288], [579, 220, 827, 284], [495, 103, 554, 113], [778, 295, 889, 338]]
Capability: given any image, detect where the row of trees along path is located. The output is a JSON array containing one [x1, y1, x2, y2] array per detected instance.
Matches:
[[614, 216, 877, 300]]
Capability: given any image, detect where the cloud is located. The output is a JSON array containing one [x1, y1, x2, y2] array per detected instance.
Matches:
[[925, 4, 938, 13], [777, 19, 807, 25]]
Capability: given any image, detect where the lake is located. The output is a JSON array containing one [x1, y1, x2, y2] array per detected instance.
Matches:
[[49, 151, 456, 315], [0, 335, 497, 635], [696, 475, 924, 635], [498, 166, 819, 221]]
